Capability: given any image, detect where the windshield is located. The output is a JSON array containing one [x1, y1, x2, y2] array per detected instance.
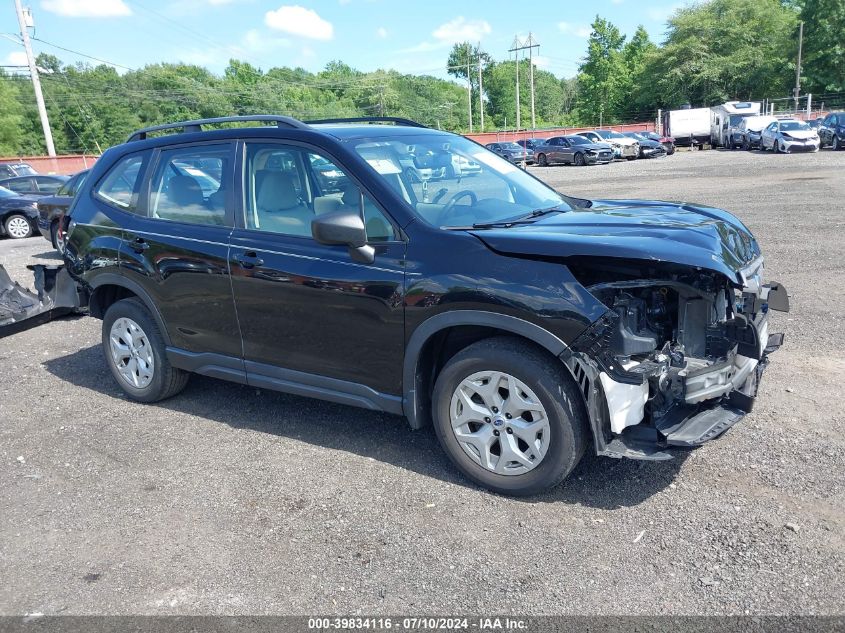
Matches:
[[0, 186, 16, 198], [567, 136, 590, 145], [729, 114, 750, 126], [498, 142, 522, 150], [353, 134, 569, 228], [780, 121, 810, 131]]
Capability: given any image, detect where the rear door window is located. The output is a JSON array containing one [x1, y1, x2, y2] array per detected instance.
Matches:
[[35, 177, 64, 194]]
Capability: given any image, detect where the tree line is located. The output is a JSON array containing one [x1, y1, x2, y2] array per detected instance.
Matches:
[[0, 0, 841, 156]]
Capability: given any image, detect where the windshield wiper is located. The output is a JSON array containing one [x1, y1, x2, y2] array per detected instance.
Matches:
[[469, 205, 567, 229]]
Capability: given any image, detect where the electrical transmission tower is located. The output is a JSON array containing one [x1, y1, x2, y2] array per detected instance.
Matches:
[[509, 33, 540, 131]]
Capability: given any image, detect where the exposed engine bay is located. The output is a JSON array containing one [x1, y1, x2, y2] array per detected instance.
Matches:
[[563, 257, 789, 458]]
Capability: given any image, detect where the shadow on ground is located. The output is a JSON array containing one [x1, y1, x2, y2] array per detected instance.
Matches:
[[43, 343, 688, 510]]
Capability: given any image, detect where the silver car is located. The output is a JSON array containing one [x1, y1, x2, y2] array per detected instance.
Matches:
[[759, 119, 820, 153], [534, 135, 614, 166]]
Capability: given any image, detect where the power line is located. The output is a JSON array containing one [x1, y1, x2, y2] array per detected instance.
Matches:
[[31, 37, 134, 71]]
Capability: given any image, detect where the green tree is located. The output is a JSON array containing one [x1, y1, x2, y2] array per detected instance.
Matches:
[[0, 74, 24, 155], [799, 0, 845, 93], [576, 17, 630, 124], [447, 42, 491, 126]]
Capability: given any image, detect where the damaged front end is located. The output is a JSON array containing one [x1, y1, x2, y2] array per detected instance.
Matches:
[[561, 257, 789, 460], [0, 264, 83, 338]]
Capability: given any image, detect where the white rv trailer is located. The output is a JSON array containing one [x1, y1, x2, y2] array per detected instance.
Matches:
[[662, 107, 711, 147], [710, 101, 762, 148]]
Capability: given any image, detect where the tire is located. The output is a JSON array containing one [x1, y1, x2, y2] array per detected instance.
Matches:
[[537, 153, 548, 167], [573, 152, 585, 167], [102, 298, 189, 403], [50, 221, 59, 250], [834, 135, 842, 151], [4, 213, 33, 239], [431, 337, 588, 496]]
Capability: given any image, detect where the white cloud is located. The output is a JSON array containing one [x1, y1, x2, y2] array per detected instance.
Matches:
[[647, 2, 686, 22], [432, 16, 491, 43], [558, 22, 592, 38], [376, 27, 388, 39], [40, 0, 131, 17], [242, 28, 291, 53], [533, 55, 551, 69], [264, 5, 334, 40], [4, 51, 28, 66]]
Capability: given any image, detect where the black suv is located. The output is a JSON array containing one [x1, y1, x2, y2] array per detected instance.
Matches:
[[62, 115, 788, 496], [818, 111, 845, 150]]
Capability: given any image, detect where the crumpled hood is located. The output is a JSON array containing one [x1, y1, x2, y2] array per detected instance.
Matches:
[[470, 199, 761, 283], [782, 129, 817, 140]]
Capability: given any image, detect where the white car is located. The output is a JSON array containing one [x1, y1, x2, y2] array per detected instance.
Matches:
[[759, 119, 820, 153], [580, 130, 639, 160]]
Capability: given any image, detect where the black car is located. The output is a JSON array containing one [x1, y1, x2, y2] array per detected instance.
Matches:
[[622, 132, 667, 158], [0, 174, 70, 197], [0, 185, 40, 239], [485, 141, 535, 164], [818, 111, 845, 150], [59, 115, 788, 496], [37, 170, 89, 251], [0, 162, 37, 179], [639, 131, 676, 155]]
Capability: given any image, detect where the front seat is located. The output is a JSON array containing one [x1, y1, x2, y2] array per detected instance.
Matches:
[[256, 171, 313, 236]]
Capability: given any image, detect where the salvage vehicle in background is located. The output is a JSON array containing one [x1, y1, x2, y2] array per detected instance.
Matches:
[[710, 101, 761, 148], [0, 186, 39, 239], [0, 162, 37, 179], [640, 131, 675, 155], [0, 174, 70, 198], [621, 132, 667, 158], [485, 141, 534, 164], [533, 135, 613, 166], [759, 119, 820, 153], [579, 130, 639, 160], [36, 114, 789, 496], [37, 170, 89, 252], [818, 111, 845, 150], [515, 138, 547, 152], [736, 115, 777, 150], [662, 107, 711, 147]]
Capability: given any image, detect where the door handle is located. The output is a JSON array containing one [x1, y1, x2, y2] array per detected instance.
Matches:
[[129, 237, 149, 253], [235, 252, 264, 268]]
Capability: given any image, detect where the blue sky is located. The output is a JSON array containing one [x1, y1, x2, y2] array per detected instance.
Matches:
[[1, 0, 686, 80]]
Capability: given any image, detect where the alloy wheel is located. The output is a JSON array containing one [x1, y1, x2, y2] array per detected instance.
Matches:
[[109, 317, 155, 389], [6, 215, 31, 239], [449, 370, 550, 476]]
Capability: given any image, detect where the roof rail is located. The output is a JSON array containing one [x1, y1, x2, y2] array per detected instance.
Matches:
[[126, 115, 310, 143], [305, 116, 428, 128]]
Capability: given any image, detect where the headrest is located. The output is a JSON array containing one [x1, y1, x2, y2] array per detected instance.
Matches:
[[258, 171, 300, 211], [167, 175, 203, 206]]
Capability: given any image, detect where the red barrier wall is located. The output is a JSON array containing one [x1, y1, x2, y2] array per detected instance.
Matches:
[[0, 154, 98, 175], [465, 122, 656, 144]]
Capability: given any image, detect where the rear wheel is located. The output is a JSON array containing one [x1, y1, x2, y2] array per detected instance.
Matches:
[[4, 214, 33, 239], [102, 298, 189, 403], [573, 152, 585, 166], [431, 337, 588, 496]]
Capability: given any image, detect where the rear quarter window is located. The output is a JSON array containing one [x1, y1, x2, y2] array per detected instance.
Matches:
[[93, 152, 150, 213]]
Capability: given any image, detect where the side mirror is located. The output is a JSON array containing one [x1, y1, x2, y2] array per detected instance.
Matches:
[[311, 209, 374, 264]]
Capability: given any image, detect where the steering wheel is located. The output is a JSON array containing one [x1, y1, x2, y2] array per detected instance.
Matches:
[[440, 190, 478, 223]]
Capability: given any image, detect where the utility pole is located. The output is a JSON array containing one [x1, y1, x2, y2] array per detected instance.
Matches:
[[509, 37, 521, 130], [477, 41, 484, 132], [509, 35, 540, 130], [793, 20, 804, 113], [14, 0, 55, 156], [466, 49, 473, 133], [806, 93, 812, 119]]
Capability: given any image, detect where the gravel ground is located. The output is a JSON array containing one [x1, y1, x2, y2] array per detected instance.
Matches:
[[0, 149, 842, 616]]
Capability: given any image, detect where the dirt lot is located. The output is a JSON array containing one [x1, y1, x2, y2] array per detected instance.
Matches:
[[0, 149, 843, 616]]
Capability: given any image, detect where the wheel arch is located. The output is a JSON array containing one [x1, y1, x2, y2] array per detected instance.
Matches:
[[88, 274, 172, 346], [402, 310, 576, 430]]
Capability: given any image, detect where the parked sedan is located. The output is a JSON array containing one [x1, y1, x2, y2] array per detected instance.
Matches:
[[0, 186, 39, 239], [37, 169, 89, 251], [0, 174, 70, 198], [760, 119, 820, 153], [485, 142, 535, 165], [515, 138, 547, 152], [639, 131, 676, 155], [534, 135, 613, 166], [621, 132, 667, 158], [818, 111, 845, 150], [579, 130, 639, 160]]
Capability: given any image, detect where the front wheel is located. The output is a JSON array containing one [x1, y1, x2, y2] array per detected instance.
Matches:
[[537, 153, 548, 167], [4, 214, 33, 239], [573, 152, 585, 166], [834, 136, 843, 151], [431, 337, 588, 496], [102, 298, 189, 403]]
